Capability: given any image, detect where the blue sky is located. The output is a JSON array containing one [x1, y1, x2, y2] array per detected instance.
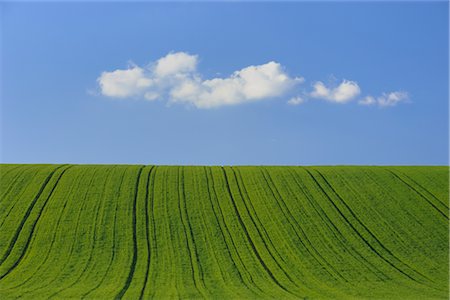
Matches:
[[1, 1, 448, 165]]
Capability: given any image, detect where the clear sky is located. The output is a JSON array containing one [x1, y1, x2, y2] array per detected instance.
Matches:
[[1, 1, 448, 165]]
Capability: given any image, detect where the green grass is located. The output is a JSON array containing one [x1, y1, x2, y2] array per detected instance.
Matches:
[[0, 165, 448, 299]]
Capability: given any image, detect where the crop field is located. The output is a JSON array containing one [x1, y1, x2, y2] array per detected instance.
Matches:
[[0, 165, 448, 299]]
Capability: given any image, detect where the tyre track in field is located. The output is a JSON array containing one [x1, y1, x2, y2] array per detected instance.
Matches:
[[189, 167, 235, 297], [314, 168, 443, 286], [233, 169, 288, 266], [208, 168, 270, 297], [260, 167, 347, 284], [177, 166, 207, 298], [289, 167, 389, 283], [22, 168, 100, 296], [332, 169, 420, 247], [308, 168, 437, 288], [390, 169, 449, 209], [147, 167, 162, 299], [0, 165, 22, 181], [0, 167, 35, 229], [222, 167, 298, 298], [115, 166, 145, 299], [158, 167, 178, 299], [0, 166, 28, 203], [0, 165, 72, 280], [328, 168, 447, 283], [0, 165, 65, 266], [7, 167, 88, 292], [139, 166, 156, 300], [203, 167, 265, 298], [50, 166, 120, 299], [80, 168, 128, 299], [197, 167, 231, 293], [0, 165, 24, 195], [232, 167, 306, 296], [383, 169, 448, 219]]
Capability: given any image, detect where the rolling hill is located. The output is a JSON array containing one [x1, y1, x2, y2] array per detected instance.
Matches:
[[0, 165, 448, 299]]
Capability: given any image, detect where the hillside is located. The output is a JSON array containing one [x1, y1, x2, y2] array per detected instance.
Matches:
[[0, 165, 448, 299]]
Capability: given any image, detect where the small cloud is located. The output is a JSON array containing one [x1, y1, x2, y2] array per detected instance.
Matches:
[[378, 91, 409, 107], [97, 66, 152, 98], [310, 79, 360, 103], [287, 96, 305, 106], [154, 52, 198, 77], [359, 95, 376, 106], [358, 91, 409, 107]]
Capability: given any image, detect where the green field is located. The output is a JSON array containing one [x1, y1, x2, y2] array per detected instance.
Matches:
[[0, 165, 448, 299]]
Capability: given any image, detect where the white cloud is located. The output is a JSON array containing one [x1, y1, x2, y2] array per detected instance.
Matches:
[[97, 52, 302, 109], [310, 79, 360, 103], [359, 95, 376, 106], [378, 91, 409, 107], [170, 62, 303, 109], [154, 52, 198, 77], [287, 96, 305, 106], [96, 52, 408, 110], [358, 91, 409, 107], [97, 66, 152, 98]]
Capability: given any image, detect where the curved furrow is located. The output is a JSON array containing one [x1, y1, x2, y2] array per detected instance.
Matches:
[[399, 167, 449, 206], [0, 167, 29, 202], [177, 166, 207, 298], [260, 168, 349, 286], [0, 165, 24, 198], [0, 165, 23, 182], [18, 167, 101, 296], [289, 168, 390, 284], [150, 167, 178, 299], [232, 167, 312, 296], [222, 167, 299, 299], [112, 166, 152, 299], [146, 166, 159, 298], [0, 166, 27, 224], [187, 167, 246, 298], [184, 167, 233, 297], [206, 167, 269, 298], [384, 169, 448, 219], [201, 170, 242, 296], [308, 168, 437, 288], [138, 166, 156, 300], [0, 165, 72, 280], [303, 168, 406, 282], [0, 165, 65, 266], [233, 169, 287, 265], [335, 167, 448, 287], [315, 168, 444, 287], [162, 167, 179, 299], [394, 169, 449, 209], [3, 166, 88, 292], [244, 167, 348, 298], [115, 166, 145, 300], [49, 166, 122, 298], [203, 167, 262, 298], [0, 167, 43, 229], [79, 167, 129, 298], [145, 166, 161, 299]]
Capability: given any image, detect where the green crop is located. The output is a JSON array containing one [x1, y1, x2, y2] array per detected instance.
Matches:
[[0, 165, 448, 299]]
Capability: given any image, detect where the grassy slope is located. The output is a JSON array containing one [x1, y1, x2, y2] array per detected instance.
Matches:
[[0, 165, 448, 299]]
